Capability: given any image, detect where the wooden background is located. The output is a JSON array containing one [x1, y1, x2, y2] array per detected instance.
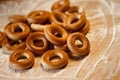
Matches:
[[0, 0, 119, 80]]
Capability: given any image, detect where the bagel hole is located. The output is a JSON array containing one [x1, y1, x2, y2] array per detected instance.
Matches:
[[53, 32, 62, 38], [54, 14, 64, 23], [33, 39, 44, 47], [14, 26, 22, 32], [34, 13, 41, 16], [71, 18, 79, 23], [17, 56, 27, 62], [10, 40, 20, 46], [75, 40, 83, 48], [42, 19, 51, 25], [51, 29, 62, 38], [50, 56, 61, 62], [55, 32, 62, 37]]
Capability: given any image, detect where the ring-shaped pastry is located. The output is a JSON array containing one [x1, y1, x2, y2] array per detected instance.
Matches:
[[8, 15, 28, 23], [41, 49, 68, 70], [67, 32, 90, 56], [67, 6, 79, 13], [26, 32, 48, 55], [27, 10, 49, 24], [50, 11, 67, 26], [64, 13, 86, 31], [2, 38, 26, 54], [66, 6, 85, 15], [9, 49, 35, 70], [51, 0, 70, 12], [4, 22, 30, 40], [44, 24, 68, 45], [78, 20, 90, 35]]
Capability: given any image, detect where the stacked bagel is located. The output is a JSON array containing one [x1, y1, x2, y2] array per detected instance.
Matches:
[[0, 0, 90, 70]]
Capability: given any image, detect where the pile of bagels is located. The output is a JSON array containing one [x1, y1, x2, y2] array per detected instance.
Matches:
[[0, 0, 90, 70]]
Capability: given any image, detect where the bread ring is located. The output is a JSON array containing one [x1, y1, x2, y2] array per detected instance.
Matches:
[[51, 0, 70, 12], [78, 20, 90, 35], [8, 15, 28, 23], [30, 24, 47, 32], [54, 44, 68, 51], [2, 38, 26, 54], [64, 13, 86, 31], [67, 32, 90, 56], [50, 11, 67, 26], [26, 32, 48, 55], [4, 22, 30, 40], [27, 10, 49, 24], [44, 24, 68, 45], [9, 49, 35, 70], [67, 6, 79, 13], [0, 31, 6, 47], [41, 49, 68, 70]]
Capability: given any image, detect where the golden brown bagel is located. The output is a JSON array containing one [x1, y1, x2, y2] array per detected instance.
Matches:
[[8, 14, 28, 23], [9, 49, 35, 70], [44, 24, 68, 45], [67, 32, 90, 56], [64, 13, 86, 31], [51, 0, 70, 12], [4, 22, 30, 40], [41, 49, 68, 70], [2, 38, 26, 54], [26, 32, 48, 55], [50, 11, 67, 27], [78, 20, 90, 35], [66, 7, 85, 15], [27, 10, 49, 24], [67, 6, 79, 13]]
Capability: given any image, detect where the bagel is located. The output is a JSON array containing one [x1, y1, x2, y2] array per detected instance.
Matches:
[[67, 32, 90, 56], [2, 38, 26, 54], [51, 0, 70, 12], [27, 10, 49, 24], [41, 49, 68, 70], [9, 49, 35, 70], [4, 22, 30, 40], [44, 24, 68, 45], [26, 32, 48, 55], [50, 11, 67, 27], [8, 14, 28, 23], [64, 13, 86, 31]]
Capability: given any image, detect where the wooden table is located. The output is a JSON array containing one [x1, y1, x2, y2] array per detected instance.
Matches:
[[0, 0, 119, 80]]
